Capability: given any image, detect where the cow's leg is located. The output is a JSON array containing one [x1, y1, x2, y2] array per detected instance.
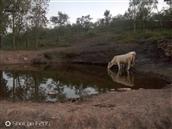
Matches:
[[117, 70, 120, 77], [117, 62, 121, 71], [127, 70, 130, 81], [127, 61, 131, 71], [132, 56, 135, 67]]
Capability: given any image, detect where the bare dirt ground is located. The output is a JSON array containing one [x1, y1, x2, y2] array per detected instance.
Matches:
[[0, 47, 70, 64]]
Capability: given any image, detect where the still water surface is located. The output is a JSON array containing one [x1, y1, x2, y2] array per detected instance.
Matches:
[[0, 64, 169, 102]]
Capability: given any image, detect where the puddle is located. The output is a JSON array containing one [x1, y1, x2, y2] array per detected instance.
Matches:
[[0, 64, 169, 102]]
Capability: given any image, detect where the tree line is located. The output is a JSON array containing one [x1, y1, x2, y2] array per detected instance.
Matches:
[[0, 0, 49, 49], [0, 0, 171, 49]]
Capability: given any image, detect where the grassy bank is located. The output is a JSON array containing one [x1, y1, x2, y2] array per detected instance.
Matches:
[[1, 29, 172, 50]]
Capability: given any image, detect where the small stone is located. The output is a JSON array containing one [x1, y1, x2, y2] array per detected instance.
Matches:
[[23, 57, 28, 61]]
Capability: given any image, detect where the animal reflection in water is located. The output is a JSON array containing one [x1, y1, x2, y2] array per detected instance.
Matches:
[[107, 69, 134, 88]]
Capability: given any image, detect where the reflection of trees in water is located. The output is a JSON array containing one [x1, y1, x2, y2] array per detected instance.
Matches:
[[3, 71, 46, 102], [2, 71, 99, 102], [0, 71, 9, 99], [1, 64, 167, 102]]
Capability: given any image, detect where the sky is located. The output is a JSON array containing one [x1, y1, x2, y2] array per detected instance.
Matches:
[[46, 0, 169, 25]]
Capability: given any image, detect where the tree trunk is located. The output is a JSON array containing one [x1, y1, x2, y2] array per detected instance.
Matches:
[[26, 38, 29, 49], [142, 20, 146, 31], [0, 71, 2, 97], [0, 34, 2, 49], [35, 28, 38, 49], [133, 20, 136, 32], [12, 13, 16, 49], [0, 17, 2, 49], [12, 75, 16, 101], [34, 76, 39, 101]]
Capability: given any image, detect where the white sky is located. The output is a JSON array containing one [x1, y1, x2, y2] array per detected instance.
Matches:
[[47, 0, 169, 24]]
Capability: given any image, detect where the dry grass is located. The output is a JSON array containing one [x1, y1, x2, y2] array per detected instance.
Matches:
[[0, 87, 172, 129]]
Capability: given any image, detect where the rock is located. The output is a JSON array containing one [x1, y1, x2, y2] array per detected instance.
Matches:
[[47, 91, 58, 95], [23, 57, 28, 61]]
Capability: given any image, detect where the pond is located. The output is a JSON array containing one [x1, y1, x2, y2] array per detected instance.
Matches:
[[0, 64, 169, 102]]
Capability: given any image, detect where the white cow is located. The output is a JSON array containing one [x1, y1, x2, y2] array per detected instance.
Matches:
[[107, 51, 136, 71]]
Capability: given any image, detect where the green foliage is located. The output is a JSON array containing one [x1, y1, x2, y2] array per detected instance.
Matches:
[[76, 15, 93, 31], [1, 3, 172, 50], [127, 0, 158, 31], [50, 11, 69, 26], [104, 10, 112, 25], [85, 30, 97, 37]]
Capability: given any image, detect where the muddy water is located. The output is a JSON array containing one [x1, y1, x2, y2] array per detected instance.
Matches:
[[0, 64, 169, 102]]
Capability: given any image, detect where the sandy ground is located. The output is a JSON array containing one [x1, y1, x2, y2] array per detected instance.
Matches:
[[0, 87, 172, 129]]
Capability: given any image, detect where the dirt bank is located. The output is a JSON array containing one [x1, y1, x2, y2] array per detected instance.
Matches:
[[1, 39, 172, 64], [1, 39, 171, 79], [0, 87, 172, 129]]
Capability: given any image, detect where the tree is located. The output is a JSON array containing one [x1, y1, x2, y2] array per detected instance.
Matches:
[[50, 11, 69, 26], [0, 70, 9, 99], [14, 1, 31, 34], [3, 0, 31, 49], [137, 0, 158, 30], [50, 12, 69, 42], [127, 0, 158, 31], [76, 15, 93, 31], [104, 10, 112, 25], [0, 0, 10, 49], [29, 0, 49, 28], [164, 0, 172, 9], [127, 0, 139, 32], [28, 0, 49, 48]]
